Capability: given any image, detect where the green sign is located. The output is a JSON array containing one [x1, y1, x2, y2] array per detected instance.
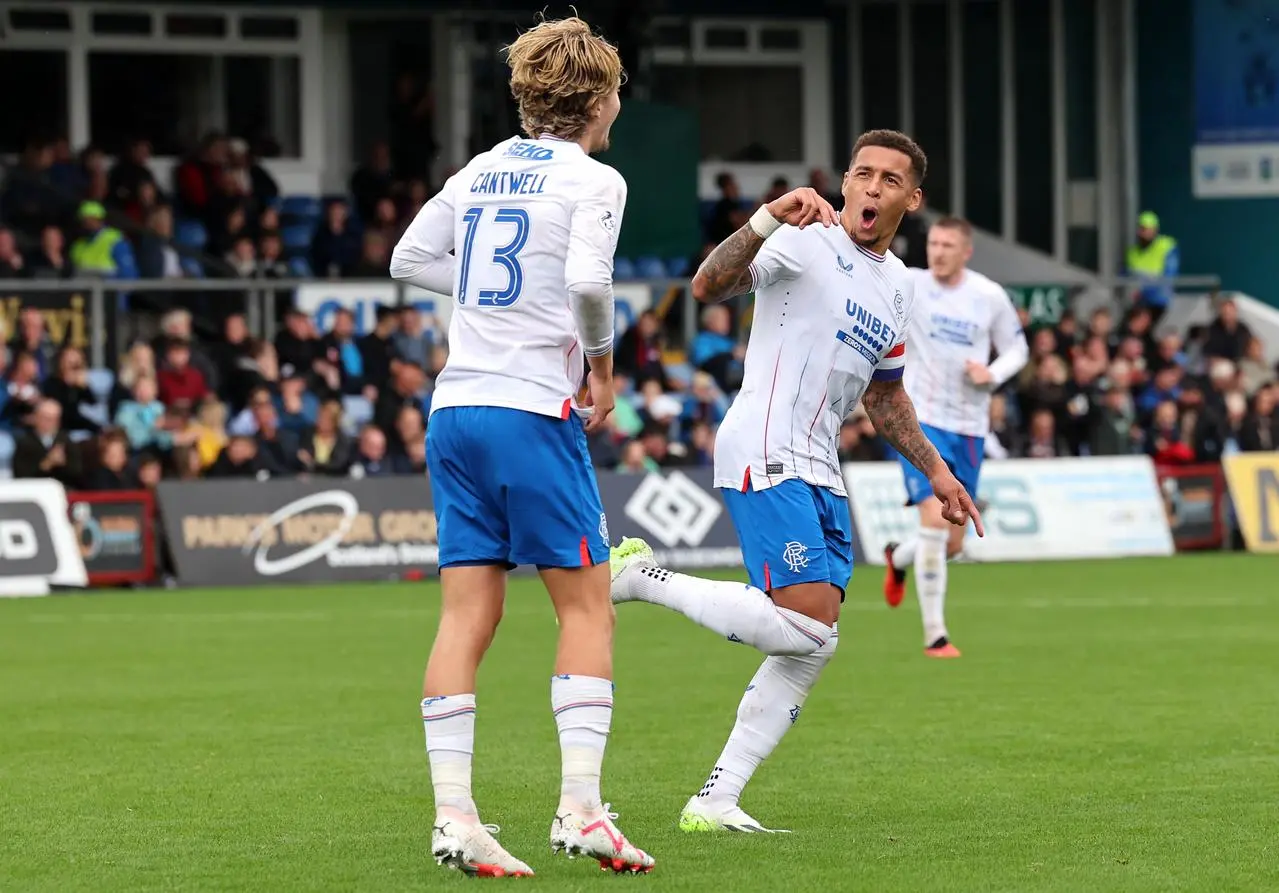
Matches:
[[1005, 284, 1070, 326]]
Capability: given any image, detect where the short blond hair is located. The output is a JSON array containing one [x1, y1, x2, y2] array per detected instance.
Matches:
[[504, 16, 624, 140]]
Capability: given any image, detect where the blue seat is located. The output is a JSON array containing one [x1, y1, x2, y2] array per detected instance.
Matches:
[[173, 219, 207, 250], [613, 257, 637, 280], [180, 257, 205, 278], [80, 402, 109, 428], [282, 223, 314, 252], [86, 368, 115, 403], [635, 256, 667, 279], [0, 429, 14, 473], [666, 256, 691, 277], [341, 395, 374, 434], [288, 256, 313, 278], [280, 195, 321, 220]]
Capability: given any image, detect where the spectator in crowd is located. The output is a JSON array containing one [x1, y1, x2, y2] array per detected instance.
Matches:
[[298, 400, 353, 476], [762, 176, 789, 205], [192, 398, 228, 469], [9, 307, 56, 379], [157, 339, 210, 408], [210, 204, 251, 260], [1203, 296, 1253, 362], [1089, 379, 1141, 456], [224, 338, 279, 415], [173, 444, 204, 480], [276, 372, 319, 434], [686, 419, 715, 467], [392, 306, 435, 370], [174, 131, 229, 223], [1137, 363, 1183, 417], [1087, 307, 1120, 356], [367, 197, 403, 245], [706, 172, 746, 244], [13, 399, 80, 485], [837, 407, 884, 462], [359, 305, 399, 396], [1125, 211, 1179, 319], [208, 434, 263, 478], [1145, 399, 1196, 465], [251, 391, 301, 476], [110, 341, 156, 416], [311, 200, 362, 278], [150, 310, 196, 360], [108, 138, 158, 211], [257, 230, 289, 279], [808, 168, 843, 211], [891, 190, 929, 269], [350, 141, 396, 222], [225, 235, 257, 277], [351, 424, 392, 477], [616, 438, 652, 474], [27, 225, 73, 279], [136, 206, 186, 279], [318, 308, 365, 396], [1237, 337, 1274, 396], [375, 359, 427, 438], [114, 374, 168, 453], [689, 305, 743, 394], [1121, 305, 1159, 368], [257, 205, 281, 238], [275, 308, 320, 383], [86, 431, 136, 490], [637, 421, 686, 468], [986, 392, 1023, 458], [136, 452, 164, 492], [43, 347, 100, 434], [0, 227, 26, 276], [70, 201, 138, 279], [1240, 385, 1279, 452], [681, 371, 727, 434], [607, 375, 643, 440], [213, 313, 253, 396], [615, 309, 667, 386], [1, 140, 57, 234], [228, 138, 279, 212], [352, 232, 391, 278], [398, 178, 431, 224], [390, 402, 426, 473], [1023, 408, 1070, 459], [120, 180, 161, 227], [1, 350, 41, 430]]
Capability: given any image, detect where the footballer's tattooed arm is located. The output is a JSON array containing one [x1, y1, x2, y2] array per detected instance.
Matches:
[[861, 377, 942, 475], [691, 224, 764, 303]]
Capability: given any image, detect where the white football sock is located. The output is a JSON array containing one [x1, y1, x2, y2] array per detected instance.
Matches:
[[627, 566, 832, 655], [551, 675, 613, 813], [891, 537, 917, 570], [695, 625, 839, 806], [422, 694, 478, 817], [915, 527, 950, 645]]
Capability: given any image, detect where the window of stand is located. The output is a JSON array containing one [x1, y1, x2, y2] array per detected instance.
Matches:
[[88, 52, 301, 158], [0, 50, 69, 152]]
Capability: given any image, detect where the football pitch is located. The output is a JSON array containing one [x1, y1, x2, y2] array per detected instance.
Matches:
[[3, 555, 1278, 892]]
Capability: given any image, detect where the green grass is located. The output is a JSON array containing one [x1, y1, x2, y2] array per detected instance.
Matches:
[[2, 555, 1279, 892]]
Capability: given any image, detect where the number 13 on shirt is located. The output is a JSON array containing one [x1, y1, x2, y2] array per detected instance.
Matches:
[[459, 206, 530, 307]]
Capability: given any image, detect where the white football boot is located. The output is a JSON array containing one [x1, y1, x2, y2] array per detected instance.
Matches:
[[550, 803, 655, 874], [678, 795, 791, 834], [432, 817, 534, 878], [609, 537, 657, 604]]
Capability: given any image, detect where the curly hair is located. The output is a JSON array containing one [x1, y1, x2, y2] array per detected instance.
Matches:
[[503, 16, 624, 140], [851, 129, 928, 185]]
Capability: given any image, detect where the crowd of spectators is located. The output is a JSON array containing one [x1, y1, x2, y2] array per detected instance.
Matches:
[[2, 140, 1278, 491], [0, 133, 435, 283]]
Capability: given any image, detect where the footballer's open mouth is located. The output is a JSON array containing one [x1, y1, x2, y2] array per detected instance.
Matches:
[[858, 207, 879, 231]]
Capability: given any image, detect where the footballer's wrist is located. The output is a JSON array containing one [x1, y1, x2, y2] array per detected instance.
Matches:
[[749, 204, 783, 239]]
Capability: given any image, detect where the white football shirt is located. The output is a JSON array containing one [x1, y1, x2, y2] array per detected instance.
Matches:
[[713, 225, 915, 497], [392, 136, 626, 419], [903, 268, 1027, 438]]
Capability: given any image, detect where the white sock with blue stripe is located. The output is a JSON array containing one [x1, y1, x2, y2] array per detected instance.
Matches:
[[696, 625, 839, 807], [551, 675, 613, 812], [422, 694, 478, 818], [629, 567, 833, 656]]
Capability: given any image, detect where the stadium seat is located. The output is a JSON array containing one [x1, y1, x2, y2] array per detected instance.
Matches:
[[341, 395, 374, 433], [287, 256, 313, 278], [666, 256, 691, 277], [280, 195, 321, 221], [80, 402, 109, 428], [613, 257, 637, 280], [173, 219, 208, 250], [86, 368, 115, 404], [635, 257, 667, 279], [282, 224, 314, 254], [180, 257, 205, 278], [0, 429, 14, 474]]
